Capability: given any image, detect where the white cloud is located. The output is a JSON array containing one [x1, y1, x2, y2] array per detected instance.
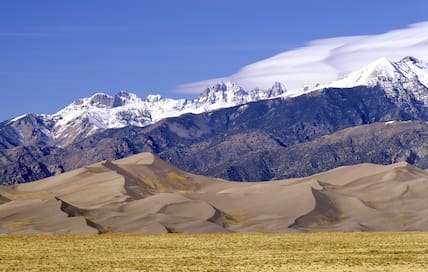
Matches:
[[174, 21, 428, 94]]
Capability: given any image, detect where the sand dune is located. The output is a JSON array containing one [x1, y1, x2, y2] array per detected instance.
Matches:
[[1, 153, 428, 234]]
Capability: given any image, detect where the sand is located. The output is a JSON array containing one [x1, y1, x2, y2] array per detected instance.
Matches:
[[1, 153, 428, 234]]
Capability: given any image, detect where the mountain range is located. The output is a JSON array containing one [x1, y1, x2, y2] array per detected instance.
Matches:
[[2, 81, 286, 147], [1, 56, 428, 184]]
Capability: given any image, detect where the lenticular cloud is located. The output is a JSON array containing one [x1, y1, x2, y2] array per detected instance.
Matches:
[[175, 21, 428, 93]]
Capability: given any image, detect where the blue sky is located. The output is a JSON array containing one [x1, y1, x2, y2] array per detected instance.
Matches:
[[1, 0, 428, 121]]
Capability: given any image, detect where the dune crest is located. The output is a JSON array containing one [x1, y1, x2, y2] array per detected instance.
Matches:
[[1, 153, 428, 234]]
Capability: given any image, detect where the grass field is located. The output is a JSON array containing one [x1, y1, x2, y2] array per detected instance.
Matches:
[[1, 232, 427, 271]]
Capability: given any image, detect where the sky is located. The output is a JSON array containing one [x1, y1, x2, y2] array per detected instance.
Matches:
[[1, 0, 428, 121]]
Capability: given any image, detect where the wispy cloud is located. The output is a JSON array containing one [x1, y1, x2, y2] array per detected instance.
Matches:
[[175, 21, 428, 94]]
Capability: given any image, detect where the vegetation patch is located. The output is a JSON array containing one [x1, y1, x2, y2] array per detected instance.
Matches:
[[0, 232, 427, 271]]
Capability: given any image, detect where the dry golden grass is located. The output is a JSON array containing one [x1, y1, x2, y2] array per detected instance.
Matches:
[[0, 232, 427, 271]]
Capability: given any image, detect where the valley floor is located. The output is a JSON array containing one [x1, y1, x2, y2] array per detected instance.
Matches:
[[1, 232, 427, 271]]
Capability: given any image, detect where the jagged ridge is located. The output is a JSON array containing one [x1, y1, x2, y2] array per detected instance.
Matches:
[[6, 82, 287, 147]]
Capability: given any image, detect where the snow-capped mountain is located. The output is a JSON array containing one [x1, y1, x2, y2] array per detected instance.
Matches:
[[4, 56, 428, 149], [7, 82, 287, 146], [314, 56, 428, 105]]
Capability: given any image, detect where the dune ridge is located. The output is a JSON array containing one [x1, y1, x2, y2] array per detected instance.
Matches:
[[1, 153, 428, 234]]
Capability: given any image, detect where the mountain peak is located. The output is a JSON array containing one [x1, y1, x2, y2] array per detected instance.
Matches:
[[113, 91, 140, 106], [311, 56, 428, 106], [68, 92, 141, 109], [398, 56, 428, 72], [269, 82, 287, 94], [317, 57, 396, 89], [399, 56, 423, 65], [72, 93, 114, 108], [145, 94, 163, 103], [357, 57, 397, 80], [317, 56, 427, 88], [271, 81, 286, 90], [204, 81, 244, 94], [197, 81, 247, 102]]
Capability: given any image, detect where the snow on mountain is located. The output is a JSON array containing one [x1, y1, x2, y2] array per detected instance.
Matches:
[[25, 82, 287, 146], [314, 56, 428, 105], [193, 82, 286, 112]]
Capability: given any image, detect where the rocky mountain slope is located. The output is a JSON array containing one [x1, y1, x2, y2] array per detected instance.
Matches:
[[1, 152, 428, 234], [203, 120, 428, 181]]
